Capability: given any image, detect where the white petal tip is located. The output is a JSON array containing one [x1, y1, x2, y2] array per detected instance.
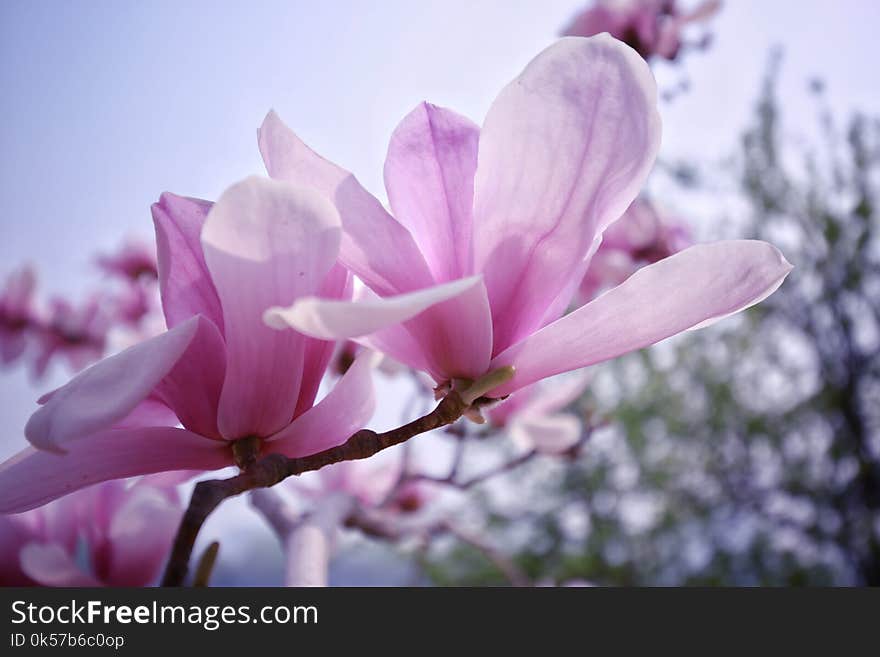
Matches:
[[262, 306, 292, 331]]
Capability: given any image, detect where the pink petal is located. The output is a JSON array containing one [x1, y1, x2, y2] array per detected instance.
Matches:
[[135, 470, 200, 490], [524, 371, 591, 417], [114, 397, 180, 429], [472, 35, 662, 353], [152, 192, 224, 332], [25, 316, 208, 452], [264, 275, 483, 341], [294, 262, 352, 418], [510, 413, 582, 455], [0, 427, 229, 513], [201, 177, 341, 440], [20, 543, 103, 587], [601, 198, 661, 251], [540, 242, 597, 325], [401, 277, 493, 380], [266, 351, 376, 458], [2, 264, 37, 311], [490, 241, 793, 395], [384, 103, 479, 282], [105, 486, 182, 586], [356, 322, 433, 375], [258, 110, 434, 296], [152, 316, 226, 439]]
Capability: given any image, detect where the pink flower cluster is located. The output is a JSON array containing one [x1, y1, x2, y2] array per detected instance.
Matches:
[[0, 476, 180, 586], [0, 35, 791, 581], [296, 459, 435, 515], [578, 197, 692, 303], [0, 241, 160, 380], [563, 0, 721, 61]]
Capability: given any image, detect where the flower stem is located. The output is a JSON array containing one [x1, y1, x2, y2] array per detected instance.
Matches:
[[161, 389, 468, 587]]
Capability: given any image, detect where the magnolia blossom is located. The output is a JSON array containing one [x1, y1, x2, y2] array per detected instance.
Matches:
[[111, 282, 154, 328], [0, 268, 110, 379], [97, 240, 161, 329], [1, 244, 161, 378], [296, 460, 397, 508], [487, 373, 591, 455], [263, 36, 791, 401], [96, 241, 159, 282], [0, 177, 376, 513], [32, 295, 109, 379], [0, 265, 39, 365], [578, 197, 691, 302], [0, 478, 180, 586], [295, 458, 434, 514], [562, 0, 721, 61]]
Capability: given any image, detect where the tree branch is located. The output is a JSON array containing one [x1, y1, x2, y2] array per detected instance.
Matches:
[[161, 389, 468, 586]]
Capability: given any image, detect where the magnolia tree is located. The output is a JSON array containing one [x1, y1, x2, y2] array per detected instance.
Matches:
[[0, 31, 792, 586]]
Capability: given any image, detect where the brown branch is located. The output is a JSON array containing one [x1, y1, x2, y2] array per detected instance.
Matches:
[[405, 448, 538, 491], [161, 390, 468, 586]]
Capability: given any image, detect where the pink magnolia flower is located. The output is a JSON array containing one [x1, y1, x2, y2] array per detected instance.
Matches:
[[0, 177, 375, 513], [578, 197, 691, 302], [0, 478, 180, 587], [96, 240, 161, 329], [0, 265, 39, 366], [487, 372, 591, 455], [562, 0, 722, 61], [110, 282, 154, 328], [295, 459, 434, 514], [262, 36, 791, 401], [32, 295, 109, 379], [387, 478, 435, 514], [96, 240, 159, 282], [296, 460, 398, 508]]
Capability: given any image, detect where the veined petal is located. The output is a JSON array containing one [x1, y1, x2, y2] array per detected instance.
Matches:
[[264, 275, 483, 341], [286, 278, 494, 382], [114, 397, 180, 429], [400, 277, 493, 380], [472, 35, 662, 353], [25, 316, 207, 452], [266, 351, 376, 458], [540, 241, 598, 326], [201, 177, 341, 439], [152, 193, 224, 332], [151, 317, 226, 439], [384, 103, 479, 282], [0, 427, 229, 513], [258, 111, 434, 296], [294, 262, 352, 418], [356, 322, 433, 376], [490, 241, 793, 395]]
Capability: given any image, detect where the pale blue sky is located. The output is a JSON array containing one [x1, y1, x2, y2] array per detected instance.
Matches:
[[1, 0, 879, 458]]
